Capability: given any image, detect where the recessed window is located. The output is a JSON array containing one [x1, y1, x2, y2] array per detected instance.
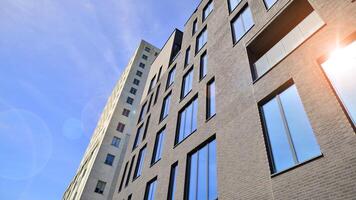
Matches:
[[111, 136, 121, 147], [122, 108, 130, 117], [228, 0, 242, 12], [147, 94, 154, 114], [125, 155, 136, 187], [118, 162, 128, 192], [200, 51, 208, 79], [139, 63, 146, 68], [192, 19, 198, 35], [160, 92, 171, 121], [127, 97, 134, 105], [142, 54, 148, 60], [138, 102, 148, 123], [145, 47, 151, 52], [117, 122, 125, 133], [133, 78, 140, 86], [196, 27, 208, 53], [144, 177, 157, 200], [157, 66, 163, 80], [104, 154, 115, 166], [207, 78, 216, 119], [148, 75, 157, 93], [151, 127, 165, 164], [264, 0, 278, 9], [231, 5, 254, 43], [136, 70, 143, 77], [166, 66, 176, 89], [154, 84, 161, 105], [186, 138, 217, 200], [176, 96, 198, 144], [203, 0, 214, 21], [167, 162, 178, 200], [321, 40, 356, 126], [185, 47, 191, 67], [133, 145, 147, 179], [181, 68, 194, 99], [133, 124, 144, 150], [128, 194, 132, 200], [260, 84, 321, 174], [130, 87, 137, 95], [142, 115, 151, 140], [94, 180, 106, 194]]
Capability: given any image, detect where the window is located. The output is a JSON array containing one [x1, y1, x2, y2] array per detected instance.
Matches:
[[142, 54, 148, 60], [147, 94, 154, 114], [231, 6, 254, 43], [145, 47, 151, 52], [136, 70, 143, 77], [186, 138, 217, 200], [264, 0, 278, 9], [260, 84, 321, 174], [142, 115, 151, 140], [130, 87, 137, 95], [155, 52, 158, 56], [154, 84, 161, 105], [127, 97, 134, 105], [166, 66, 176, 89], [207, 78, 216, 119], [176, 96, 198, 144], [203, 0, 214, 21], [104, 154, 115, 166], [200, 51, 208, 79], [167, 162, 178, 200], [111, 136, 121, 147], [139, 63, 146, 68], [181, 68, 194, 99], [122, 108, 130, 117], [133, 145, 146, 179], [138, 102, 148, 123], [151, 127, 165, 164], [157, 66, 163, 80], [228, 0, 242, 12], [148, 75, 157, 93], [192, 19, 198, 35], [185, 47, 191, 67], [144, 177, 157, 200], [94, 180, 106, 194], [196, 27, 208, 53], [321, 40, 356, 126], [117, 122, 125, 133], [160, 92, 171, 121], [119, 162, 128, 192], [133, 124, 144, 150], [133, 78, 140, 86], [128, 194, 132, 200], [125, 155, 136, 187]]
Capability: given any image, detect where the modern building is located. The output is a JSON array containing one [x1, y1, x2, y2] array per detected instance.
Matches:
[[63, 40, 160, 200], [113, 0, 356, 200]]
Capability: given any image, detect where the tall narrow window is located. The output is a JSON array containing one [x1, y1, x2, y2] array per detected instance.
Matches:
[[111, 136, 121, 148], [231, 6, 254, 43], [117, 122, 125, 133], [132, 124, 144, 150], [133, 145, 147, 179], [128, 194, 132, 200], [148, 75, 157, 93], [207, 78, 216, 119], [186, 138, 217, 200], [260, 84, 321, 174], [94, 180, 106, 194], [144, 177, 157, 200], [160, 92, 172, 121], [203, 0, 214, 21], [157, 66, 163, 80], [321, 40, 356, 126], [185, 47, 191, 67], [138, 102, 147, 123], [167, 162, 178, 200], [147, 93, 154, 114], [192, 19, 198, 35], [142, 115, 151, 140], [176, 96, 198, 144], [181, 68, 194, 99], [228, 0, 242, 12], [151, 127, 165, 164], [200, 51, 208, 79], [154, 84, 161, 105], [196, 27, 208, 53], [125, 155, 136, 187], [264, 0, 278, 9], [166, 66, 176, 89], [118, 161, 128, 192], [104, 154, 115, 166]]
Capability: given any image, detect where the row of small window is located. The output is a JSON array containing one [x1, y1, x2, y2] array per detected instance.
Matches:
[[119, 137, 218, 200]]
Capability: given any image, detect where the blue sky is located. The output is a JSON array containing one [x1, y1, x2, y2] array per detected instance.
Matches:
[[0, 0, 199, 199]]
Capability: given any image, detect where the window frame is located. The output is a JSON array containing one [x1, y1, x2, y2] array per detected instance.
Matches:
[[160, 91, 172, 122], [199, 50, 208, 80], [227, 0, 242, 13], [181, 67, 194, 99], [206, 77, 216, 120], [151, 126, 166, 165], [144, 177, 158, 200], [202, 0, 214, 22], [133, 145, 147, 180], [94, 180, 106, 194], [166, 65, 176, 90], [230, 4, 255, 45], [196, 26, 208, 54], [192, 19, 198, 36], [185, 46, 191, 67], [104, 154, 115, 166], [111, 136, 121, 148], [167, 161, 178, 200]]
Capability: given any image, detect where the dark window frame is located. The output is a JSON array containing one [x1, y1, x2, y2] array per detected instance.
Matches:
[[199, 50, 208, 80], [151, 126, 166, 165], [181, 67, 194, 99], [196, 26, 208, 54], [167, 161, 178, 200], [166, 65, 176, 90], [160, 91, 172, 122], [230, 4, 255, 45], [125, 155, 136, 187], [104, 154, 115, 166], [133, 145, 147, 180], [144, 177, 158, 200], [202, 0, 214, 22], [206, 77, 216, 120]]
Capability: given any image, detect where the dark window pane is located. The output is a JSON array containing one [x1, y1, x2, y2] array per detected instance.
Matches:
[[200, 52, 208, 79], [105, 154, 115, 166]]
